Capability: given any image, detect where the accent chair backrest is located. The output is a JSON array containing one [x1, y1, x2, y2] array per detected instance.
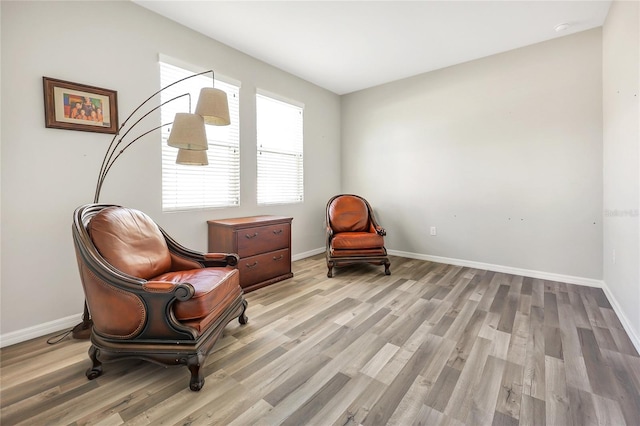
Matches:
[[88, 206, 172, 280], [328, 195, 371, 233]]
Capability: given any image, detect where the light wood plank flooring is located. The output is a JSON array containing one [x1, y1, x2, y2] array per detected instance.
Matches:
[[1, 255, 639, 425]]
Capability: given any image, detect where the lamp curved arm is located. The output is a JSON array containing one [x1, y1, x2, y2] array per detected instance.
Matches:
[[93, 69, 214, 203], [94, 93, 190, 203], [97, 93, 190, 183], [98, 69, 213, 175], [94, 123, 169, 202]]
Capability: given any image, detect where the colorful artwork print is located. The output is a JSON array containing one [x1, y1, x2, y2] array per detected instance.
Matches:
[[43, 77, 118, 134], [64, 94, 105, 124]]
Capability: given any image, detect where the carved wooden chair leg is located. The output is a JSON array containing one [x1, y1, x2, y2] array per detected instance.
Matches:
[[239, 299, 249, 325], [327, 261, 334, 278], [86, 345, 103, 380], [384, 260, 391, 275], [187, 354, 205, 391]]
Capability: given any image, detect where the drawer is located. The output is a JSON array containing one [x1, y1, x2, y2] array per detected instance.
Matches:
[[238, 248, 291, 288], [236, 223, 290, 258]]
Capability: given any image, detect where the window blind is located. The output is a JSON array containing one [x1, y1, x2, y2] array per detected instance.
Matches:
[[256, 93, 304, 205], [160, 62, 240, 211]]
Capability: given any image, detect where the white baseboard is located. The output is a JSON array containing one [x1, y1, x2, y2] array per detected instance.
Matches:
[[292, 247, 324, 261], [387, 249, 604, 288], [0, 313, 82, 348], [600, 282, 640, 354]]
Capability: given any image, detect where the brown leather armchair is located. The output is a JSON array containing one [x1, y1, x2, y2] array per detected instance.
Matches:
[[72, 204, 248, 391], [325, 194, 391, 278]]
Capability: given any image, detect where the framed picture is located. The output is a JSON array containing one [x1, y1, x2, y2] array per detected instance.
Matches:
[[43, 77, 118, 134]]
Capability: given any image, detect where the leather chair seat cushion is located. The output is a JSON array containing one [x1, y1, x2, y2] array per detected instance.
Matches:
[[331, 232, 384, 250], [89, 207, 172, 280], [181, 284, 242, 333], [154, 267, 240, 322], [330, 247, 387, 257]]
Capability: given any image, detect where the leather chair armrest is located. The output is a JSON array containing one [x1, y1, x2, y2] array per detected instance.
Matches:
[[136, 281, 198, 339], [204, 253, 239, 267], [142, 281, 195, 300], [143, 281, 175, 293]]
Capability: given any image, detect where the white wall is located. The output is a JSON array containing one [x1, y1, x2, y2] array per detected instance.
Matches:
[[0, 1, 341, 341], [342, 29, 603, 282], [602, 1, 640, 346]]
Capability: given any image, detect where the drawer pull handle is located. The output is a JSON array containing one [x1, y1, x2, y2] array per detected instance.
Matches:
[[273, 229, 283, 235], [273, 255, 284, 261], [245, 232, 259, 239], [245, 261, 259, 269]]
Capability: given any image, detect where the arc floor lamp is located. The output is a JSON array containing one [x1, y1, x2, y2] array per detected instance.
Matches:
[[72, 70, 230, 339]]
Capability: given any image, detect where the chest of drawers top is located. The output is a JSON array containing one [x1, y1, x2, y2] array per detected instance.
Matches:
[[207, 215, 292, 258], [207, 215, 292, 228]]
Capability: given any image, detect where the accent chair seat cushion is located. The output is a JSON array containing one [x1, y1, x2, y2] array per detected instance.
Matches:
[[331, 232, 384, 250], [154, 267, 240, 325], [330, 247, 387, 257]]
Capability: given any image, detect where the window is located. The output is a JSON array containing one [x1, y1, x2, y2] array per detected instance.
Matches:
[[160, 61, 240, 211], [256, 93, 304, 205]]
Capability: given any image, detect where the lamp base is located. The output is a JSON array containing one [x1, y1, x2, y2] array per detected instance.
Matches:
[[72, 319, 93, 340]]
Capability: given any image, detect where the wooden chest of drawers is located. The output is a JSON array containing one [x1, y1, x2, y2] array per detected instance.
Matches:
[[207, 216, 293, 292]]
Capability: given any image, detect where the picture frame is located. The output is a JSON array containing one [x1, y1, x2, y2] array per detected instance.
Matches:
[[43, 77, 118, 134]]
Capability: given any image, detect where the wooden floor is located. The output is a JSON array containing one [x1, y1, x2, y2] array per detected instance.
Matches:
[[2, 255, 639, 425]]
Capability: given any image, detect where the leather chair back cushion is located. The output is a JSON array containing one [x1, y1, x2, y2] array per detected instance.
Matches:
[[89, 207, 172, 280], [329, 196, 370, 233]]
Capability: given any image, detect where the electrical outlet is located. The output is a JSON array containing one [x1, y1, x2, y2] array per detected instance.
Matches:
[[430, 226, 437, 236]]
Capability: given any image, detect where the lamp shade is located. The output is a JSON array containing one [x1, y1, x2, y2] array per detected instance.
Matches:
[[176, 148, 209, 165], [195, 87, 230, 125], [167, 113, 208, 150]]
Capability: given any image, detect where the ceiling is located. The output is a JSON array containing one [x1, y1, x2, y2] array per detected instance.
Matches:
[[134, 1, 612, 95]]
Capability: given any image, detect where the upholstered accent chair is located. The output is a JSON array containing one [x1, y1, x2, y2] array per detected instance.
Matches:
[[72, 204, 248, 391], [325, 194, 391, 278]]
